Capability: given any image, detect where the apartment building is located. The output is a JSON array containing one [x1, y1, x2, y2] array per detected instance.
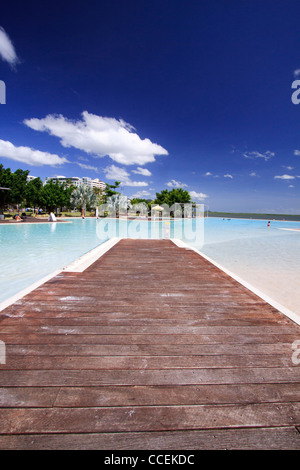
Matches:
[[44, 176, 106, 191]]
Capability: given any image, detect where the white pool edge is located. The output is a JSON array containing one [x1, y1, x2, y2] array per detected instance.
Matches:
[[0, 237, 121, 313], [171, 238, 300, 326], [62, 237, 120, 272], [0, 269, 63, 313]]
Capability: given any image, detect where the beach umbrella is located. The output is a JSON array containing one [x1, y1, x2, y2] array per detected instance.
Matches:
[[152, 205, 164, 211]]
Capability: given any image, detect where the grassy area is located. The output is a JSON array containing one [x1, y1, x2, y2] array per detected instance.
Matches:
[[2, 210, 96, 219], [208, 211, 300, 221], [59, 211, 95, 217]]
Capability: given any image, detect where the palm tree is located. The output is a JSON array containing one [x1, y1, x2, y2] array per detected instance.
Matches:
[[131, 201, 148, 217], [70, 184, 98, 217], [106, 194, 131, 217]]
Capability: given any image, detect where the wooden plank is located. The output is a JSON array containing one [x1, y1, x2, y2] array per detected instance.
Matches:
[[1, 367, 300, 387], [0, 316, 290, 326], [1, 383, 299, 408], [2, 308, 284, 321], [0, 387, 59, 407], [0, 427, 299, 450], [1, 325, 296, 334], [1, 403, 300, 434], [1, 333, 298, 345], [0, 354, 293, 370], [53, 383, 300, 407], [5, 342, 294, 357]]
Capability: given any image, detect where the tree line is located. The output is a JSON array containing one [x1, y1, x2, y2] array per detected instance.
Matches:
[[0, 164, 193, 215], [0, 165, 75, 213]]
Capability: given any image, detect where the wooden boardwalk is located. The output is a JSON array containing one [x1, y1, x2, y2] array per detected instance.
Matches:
[[0, 238, 300, 449]]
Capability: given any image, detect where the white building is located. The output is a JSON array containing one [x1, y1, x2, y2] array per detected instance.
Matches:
[[44, 175, 106, 191], [44, 176, 82, 187], [82, 177, 106, 192]]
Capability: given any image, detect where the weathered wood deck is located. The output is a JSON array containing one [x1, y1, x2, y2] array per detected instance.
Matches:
[[0, 239, 300, 449]]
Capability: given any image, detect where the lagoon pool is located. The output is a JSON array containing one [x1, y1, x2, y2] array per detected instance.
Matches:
[[0, 217, 299, 316], [199, 218, 300, 317]]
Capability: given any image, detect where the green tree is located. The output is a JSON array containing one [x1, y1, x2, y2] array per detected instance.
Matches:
[[104, 181, 121, 202], [0, 165, 29, 211], [10, 169, 29, 206], [60, 183, 75, 210], [154, 188, 191, 205], [24, 177, 43, 208], [0, 164, 13, 211], [70, 184, 98, 217], [39, 179, 71, 213]]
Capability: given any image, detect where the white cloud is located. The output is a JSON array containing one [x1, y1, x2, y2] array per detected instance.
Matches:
[[0, 139, 68, 166], [130, 190, 152, 198], [123, 180, 148, 187], [289, 185, 295, 188], [243, 150, 274, 161], [205, 172, 212, 176], [189, 190, 208, 200], [0, 27, 19, 67], [166, 179, 188, 188], [274, 174, 295, 180], [76, 162, 98, 172], [103, 165, 130, 181], [224, 174, 233, 179], [250, 171, 257, 177], [103, 164, 148, 187], [24, 111, 168, 166], [294, 69, 300, 77], [132, 167, 152, 176], [294, 150, 300, 156], [283, 165, 295, 170]]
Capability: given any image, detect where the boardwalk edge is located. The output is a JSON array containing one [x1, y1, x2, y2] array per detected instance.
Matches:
[[0, 237, 121, 312]]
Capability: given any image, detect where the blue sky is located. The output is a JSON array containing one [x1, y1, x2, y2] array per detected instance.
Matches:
[[0, 0, 300, 213]]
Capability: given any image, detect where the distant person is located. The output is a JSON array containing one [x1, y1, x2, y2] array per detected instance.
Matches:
[[267, 221, 270, 228], [14, 214, 22, 222]]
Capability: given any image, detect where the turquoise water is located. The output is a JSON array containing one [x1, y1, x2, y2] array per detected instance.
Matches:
[[199, 218, 300, 316], [0, 219, 109, 303], [0, 217, 300, 312]]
